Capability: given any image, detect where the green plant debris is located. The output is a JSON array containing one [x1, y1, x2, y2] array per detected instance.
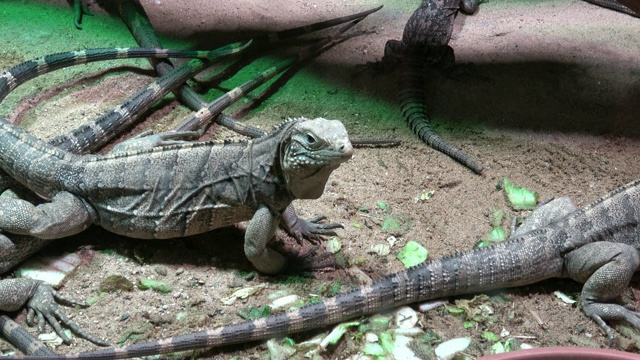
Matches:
[[484, 227, 507, 243], [363, 342, 386, 356], [368, 315, 392, 333], [378, 331, 395, 353], [504, 338, 518, 351], [492, 338, 518, 354], [397, 241, 428, 268], [553, 291, 576, 304], [282, 338, 295, 347], [86, 292, 106, 305], [463, 321, 476, 329], [326, 236, 342, 253], [482, 331, 500, 342], [377, 201, 390, 212], [320, 321, 360, 348], [381, 213, 413, 235], [137, 278, 171, 294], [453, 295, 495, 324], [237, 306, 271, 320], [492, 341, 506, 354], [315, 279, 342, 297], [352, 222, 362, 229], [503, 178, 539, 210], [446, 306, 465, 315], [490, 209, 506, 227], [414, 190, 435, 203]]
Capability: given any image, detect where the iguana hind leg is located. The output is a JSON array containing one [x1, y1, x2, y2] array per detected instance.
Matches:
[[0, 192, 93, 240], [565, 241, 640, 344]]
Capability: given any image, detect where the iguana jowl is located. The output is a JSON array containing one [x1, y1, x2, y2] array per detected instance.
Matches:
[[12, 178, 640, 359]]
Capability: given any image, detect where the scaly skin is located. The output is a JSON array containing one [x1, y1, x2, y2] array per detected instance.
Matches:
[[6, 178, 640, 358], [383, 0, 483, 174], [0, 44, 250, 351], [0, 44, 250, 273], [0, 8, 383, 353]]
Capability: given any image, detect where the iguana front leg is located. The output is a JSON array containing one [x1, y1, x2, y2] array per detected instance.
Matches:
[[244, 205, 285, 274], [0, 279, 107, 346]]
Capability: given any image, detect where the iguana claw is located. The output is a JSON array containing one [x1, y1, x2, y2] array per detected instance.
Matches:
[[290, 216, 344, 245], [26, 282, 109, 347]]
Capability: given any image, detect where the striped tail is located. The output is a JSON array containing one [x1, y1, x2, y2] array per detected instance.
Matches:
[[13, 229, 565, 359], [0, 44, 250, 103], [398, 54, 483, 174]]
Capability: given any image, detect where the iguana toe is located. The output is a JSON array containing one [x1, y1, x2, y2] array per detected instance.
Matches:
[[25, 282, 108, 346], [290, 216, 344, 245], [582, 302, 640, 347]]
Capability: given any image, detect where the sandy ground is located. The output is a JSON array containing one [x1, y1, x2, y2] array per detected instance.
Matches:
[[1, 0, 640, 358]]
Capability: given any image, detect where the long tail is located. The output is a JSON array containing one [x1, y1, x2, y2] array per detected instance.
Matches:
[[0, 45, 248, 103], [12, 230, 563, 359], [398, 54, 483, 174]]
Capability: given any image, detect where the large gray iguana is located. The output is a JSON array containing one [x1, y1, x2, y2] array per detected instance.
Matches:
[[8, 177, 640, 358], [0, 44, 256, 350], [1, 4, 388, 355], [0, 7, 382, 351], [0, 114, 352, 274]]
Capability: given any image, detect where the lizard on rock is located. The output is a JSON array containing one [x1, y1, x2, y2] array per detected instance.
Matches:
[[382, 0, 484, 174], [10, 178, 640, 358]]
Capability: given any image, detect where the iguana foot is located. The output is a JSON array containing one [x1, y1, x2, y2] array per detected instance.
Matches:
[[565, 241, 640, 345], [26, 282, 109, 346], [582, 303, 640, 347], [288, 216, 344, 245]]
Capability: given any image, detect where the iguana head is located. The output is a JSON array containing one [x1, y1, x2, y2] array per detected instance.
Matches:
[[280, 117, 353, 199]]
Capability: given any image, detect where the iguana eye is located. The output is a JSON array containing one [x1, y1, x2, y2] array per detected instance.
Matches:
[[305, 132, 317, 144]]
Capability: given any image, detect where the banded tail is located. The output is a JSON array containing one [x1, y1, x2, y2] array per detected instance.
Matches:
[[398, 53, 483, 174], [0, 45, 249, 103], [9, 230, 563, 359]]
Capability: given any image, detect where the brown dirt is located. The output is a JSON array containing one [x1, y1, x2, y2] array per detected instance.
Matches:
[[1, 0, 640, 358]]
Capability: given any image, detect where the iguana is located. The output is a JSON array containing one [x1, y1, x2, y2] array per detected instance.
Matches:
[[0, 8, 386, 353], [382, 0, 638, 174], [7, 177, 640, 359], [0, 43, 253, 272], [381, 0, 484, 174], [0, 113, 353, 271], [0, 43, 252, 350], [583, 0, 640, 17]]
